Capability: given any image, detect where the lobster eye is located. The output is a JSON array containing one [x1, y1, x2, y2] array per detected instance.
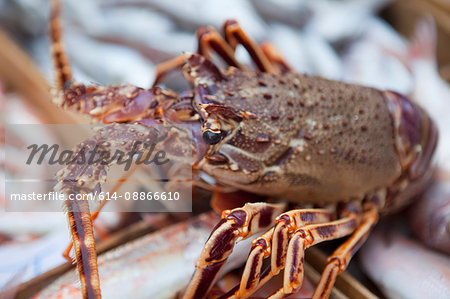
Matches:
[[202, 130, 222, 145]]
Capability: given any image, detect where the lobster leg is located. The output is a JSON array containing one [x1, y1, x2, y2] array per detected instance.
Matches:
[[197, 20, 280, 74], [260, 42, 293, 74], [229, 209, 336, 297], [182, 202, 286, 299], [153, 26, 244, 86], [196, 26, 244, 69], [50, 1, 171, 123], [268, 212, 360, 299], [153, 55, 188, 87], [218, 208, 360, 298], [222, 20, 276, 74], [312, 205, 379, 299], [153, 20, 288, 86]]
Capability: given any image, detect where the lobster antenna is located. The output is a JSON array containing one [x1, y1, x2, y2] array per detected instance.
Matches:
[[50, 0, 72, 90]]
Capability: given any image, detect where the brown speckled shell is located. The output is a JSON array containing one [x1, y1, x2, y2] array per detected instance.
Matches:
[[200, 69, 402, 204]]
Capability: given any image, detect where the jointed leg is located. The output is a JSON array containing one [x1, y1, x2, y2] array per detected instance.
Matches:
[[260, 42, 292, 74], [220, 208, 360, 298], [270, 212, 360, 298], [312, 204, 379, 299], [152, 20, 294, 87], [196, 26, 243, 69], [152, 55, 187, 87], [230, 209, 335, 297], [50, 0, 165, 123], [197, 20, 281, 74], [152, 26, 244, 87], [182, 202, 286, 299], [222, 20, 276, 74]]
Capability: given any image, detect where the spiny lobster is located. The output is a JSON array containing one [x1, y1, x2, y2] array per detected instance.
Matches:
[[49, 0, 437, 298]]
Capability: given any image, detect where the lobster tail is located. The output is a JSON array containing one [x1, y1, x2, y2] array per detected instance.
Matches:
[[384, 91, 438, 181], [382, 91, 438, 211]]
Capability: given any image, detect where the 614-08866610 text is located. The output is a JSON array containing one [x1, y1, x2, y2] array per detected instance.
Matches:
[[112, 191, 180, 201]]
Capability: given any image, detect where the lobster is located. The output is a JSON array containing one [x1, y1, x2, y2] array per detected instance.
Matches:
[[48, 0, 438, 298]]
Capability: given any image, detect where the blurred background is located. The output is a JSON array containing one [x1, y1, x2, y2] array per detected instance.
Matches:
[[0, 0, 449, 298]]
